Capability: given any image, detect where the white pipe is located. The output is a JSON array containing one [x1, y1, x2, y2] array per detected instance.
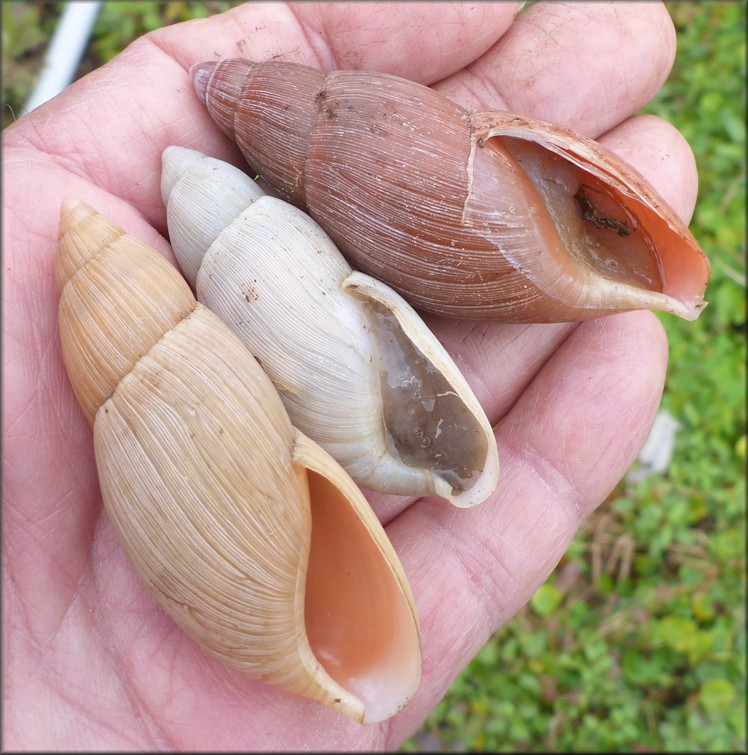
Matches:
[[24, 0, 103, 114]]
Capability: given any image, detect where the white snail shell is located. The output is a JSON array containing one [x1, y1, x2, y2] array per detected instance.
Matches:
[[56, 198, 421, 723], [161, 146, 499, 507]]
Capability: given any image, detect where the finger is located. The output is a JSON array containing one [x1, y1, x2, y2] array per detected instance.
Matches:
[[3, 43, 219, 232], [368, 319, 578, 525], [435, 1, 676, 137], [155, 1, 520, 83], [287, 1, 519, 82], [4, 2, 519, 228], [385, 309, 668, 743], [598, 114, 699, 223], [421, 317, 577, 423]]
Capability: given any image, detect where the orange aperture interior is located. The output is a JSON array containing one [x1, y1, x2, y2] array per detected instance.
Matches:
[[304, 471, 419, 721]]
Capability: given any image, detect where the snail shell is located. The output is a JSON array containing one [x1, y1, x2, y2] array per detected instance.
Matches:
[[191, 58, 710, 323], [56, 198, 420, 723], [160, 146, 499, 506]]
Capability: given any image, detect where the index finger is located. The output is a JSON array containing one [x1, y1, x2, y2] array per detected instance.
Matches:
[[436, 1, 676, 137], [157, 1, 520, 83]]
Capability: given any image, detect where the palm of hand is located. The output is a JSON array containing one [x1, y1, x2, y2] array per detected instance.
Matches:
[[3, 2, 694, 749]]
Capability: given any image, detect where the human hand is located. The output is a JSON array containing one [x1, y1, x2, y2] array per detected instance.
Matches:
[[3, 1, 697, 749]]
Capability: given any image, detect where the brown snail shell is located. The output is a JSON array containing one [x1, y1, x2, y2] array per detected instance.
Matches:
[[56, 198, 420, 723], [191, 58, 710, 323]]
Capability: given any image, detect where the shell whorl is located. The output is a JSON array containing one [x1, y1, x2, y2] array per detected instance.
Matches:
[[57, 198, 196, 424]]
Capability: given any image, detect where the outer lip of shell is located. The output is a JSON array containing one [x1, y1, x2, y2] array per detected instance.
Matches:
[[292, 429, 422, 723], [342, 270, 499, 507], [469, 111, 711, 321]]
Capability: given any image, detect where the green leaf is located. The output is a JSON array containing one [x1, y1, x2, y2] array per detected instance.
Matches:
[[699, 678, 735, 715], [530, 584, 563, 617], [622, 648, 666, 686], [736, 434, 746, 461]]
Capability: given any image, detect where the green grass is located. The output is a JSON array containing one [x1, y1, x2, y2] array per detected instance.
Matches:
[[3, 1, 745, 751]]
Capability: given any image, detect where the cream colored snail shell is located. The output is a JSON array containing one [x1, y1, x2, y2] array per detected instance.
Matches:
[[191, 58, 711, 323], [56, 198, 421, 724], [160, 145, 499, 506]]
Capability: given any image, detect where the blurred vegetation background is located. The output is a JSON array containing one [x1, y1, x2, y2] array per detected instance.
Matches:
[[3, 1, 745, 751]]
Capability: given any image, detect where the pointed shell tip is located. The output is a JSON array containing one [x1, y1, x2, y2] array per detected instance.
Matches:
[[160, 145, 204, 206], [190, 61, 215, 103], [59, 197, 94, 239]]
